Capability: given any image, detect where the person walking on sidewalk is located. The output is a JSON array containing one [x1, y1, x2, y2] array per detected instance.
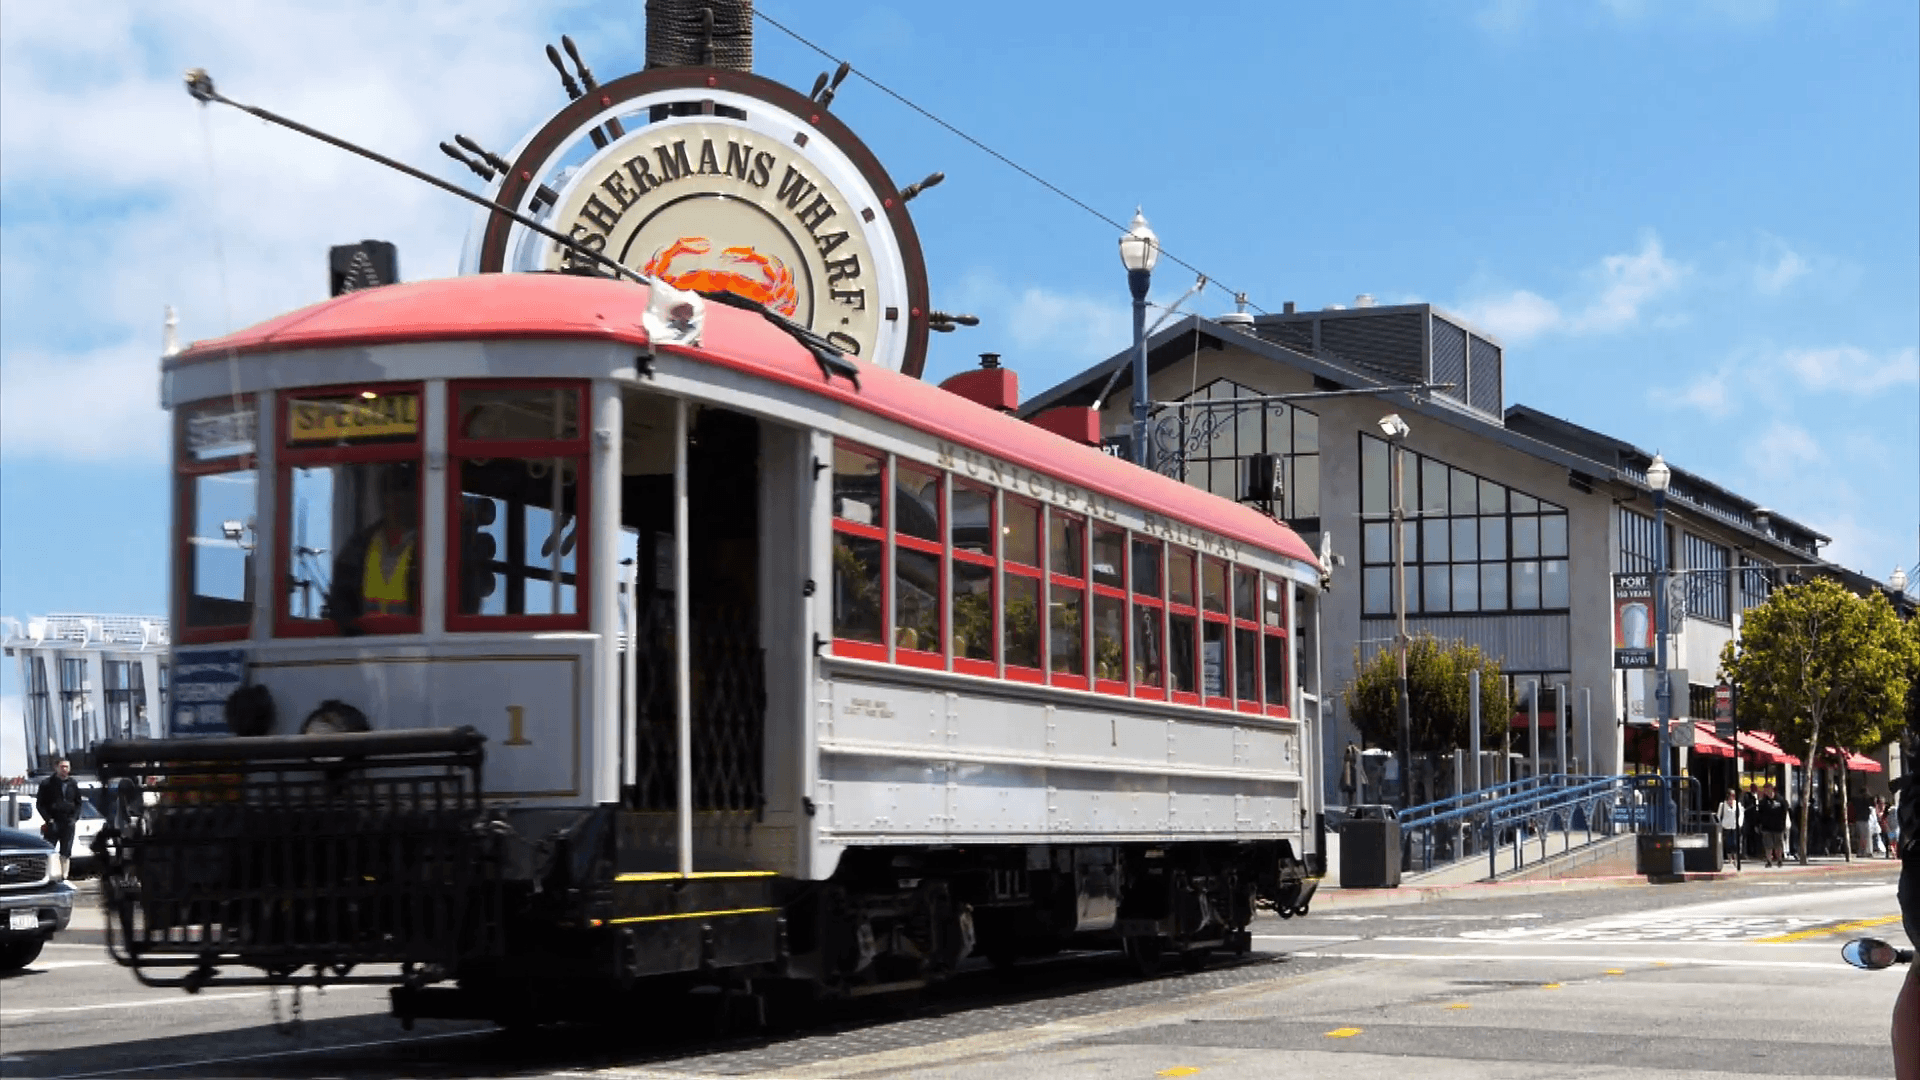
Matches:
[[1716, 789, 1744, 866], [1755, 784, 1789, 867], [34, 758, 81, 881]]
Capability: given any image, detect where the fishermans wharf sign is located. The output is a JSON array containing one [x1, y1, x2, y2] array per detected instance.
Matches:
[[470, 68, 931, 376]]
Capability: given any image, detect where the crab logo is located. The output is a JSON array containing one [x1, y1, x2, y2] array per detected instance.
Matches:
[[642, 237, 800, 318]]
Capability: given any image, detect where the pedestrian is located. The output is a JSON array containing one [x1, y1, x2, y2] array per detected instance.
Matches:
[[1870, 796, 1886, 858], [1885, 797, 1901, 860], [1755, 784, 1789, 867], [1716, 789, 1744, 865], [1852, 788, 1875, 858], [34, 758, 81, 880]]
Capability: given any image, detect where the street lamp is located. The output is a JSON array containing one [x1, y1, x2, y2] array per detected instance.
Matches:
[[1892, 566, 1909, 595], [1379, 413, 1413, 809], [1647, 452, 1674, 835], [1119, 209, 1160, 468]]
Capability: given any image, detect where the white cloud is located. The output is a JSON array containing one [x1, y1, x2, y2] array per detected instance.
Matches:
[[1754, 246, 1809, 295], [1460, 290, 1561, 344], [1457, 232, 1686, 343], [1742, 420, 1822, 476], [0, 1, 584, 463], [942, 270, 1131, 381], [1669, 366, 1735, 417], [1566, 233, 1687, 333], [1780, 345, 1919, 394]]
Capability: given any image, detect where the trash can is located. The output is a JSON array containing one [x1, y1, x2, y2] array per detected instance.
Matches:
[[1636, 833, 1680, 876], [1678, 825, 1722, 872], [1340, 805, 1402, 888]]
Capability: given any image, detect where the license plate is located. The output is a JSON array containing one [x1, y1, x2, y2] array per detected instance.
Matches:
[[8, 910, 37, 932]]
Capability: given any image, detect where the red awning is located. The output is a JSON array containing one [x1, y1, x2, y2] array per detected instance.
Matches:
[[1742, 731, 1802, 766], [1820, 747, 1884, 774], [1689, 723, 1736, 758]]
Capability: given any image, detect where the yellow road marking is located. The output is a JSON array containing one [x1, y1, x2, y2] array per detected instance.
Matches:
[[1604, 969, 1626, 975], [1157, 1068, 1202, 1077], [1755, 913, 1902, 944], [1541, 983, 1562, 990], [1445, 1003, 1472, 1010], [1324, 1027, 1363, 1038]]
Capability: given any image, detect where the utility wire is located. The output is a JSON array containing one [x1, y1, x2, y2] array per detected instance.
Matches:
[[753, 8, 1270, 316]]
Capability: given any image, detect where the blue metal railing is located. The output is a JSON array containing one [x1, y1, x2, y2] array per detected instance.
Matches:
[[1381, 773, 1703, 880]]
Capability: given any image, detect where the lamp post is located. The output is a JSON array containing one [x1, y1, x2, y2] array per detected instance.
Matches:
[[1893, 566, 1910, 597], [1119, 209, 1159, 469], [1380, 413, 1413, 808], [1647, 452, 1674, 835]]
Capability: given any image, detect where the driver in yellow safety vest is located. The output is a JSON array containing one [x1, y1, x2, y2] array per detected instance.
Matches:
[[331, 464, 418, 620]]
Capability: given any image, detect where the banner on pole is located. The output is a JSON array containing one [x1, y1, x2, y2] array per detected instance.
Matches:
[[1613, 573, 1654, 668]]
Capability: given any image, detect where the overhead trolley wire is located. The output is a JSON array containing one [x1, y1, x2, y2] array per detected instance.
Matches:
[[753, 8, 1271, 316]]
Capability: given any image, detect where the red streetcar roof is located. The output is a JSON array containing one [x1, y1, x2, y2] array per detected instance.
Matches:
[[175, 275, 1318, 570]]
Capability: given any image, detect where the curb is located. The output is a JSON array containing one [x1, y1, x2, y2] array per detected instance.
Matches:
[[1313, 857, 1897, 910]]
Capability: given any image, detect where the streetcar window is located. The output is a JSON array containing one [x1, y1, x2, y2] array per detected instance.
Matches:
[[896, 462, 940, 543], [1235, 626, 1259, 702], [1091, 527, 1124, 589], [455, 460, 580, 618], [894, 462, 942, 661], [1004, 573, 1041, 669], [1233, 567, 1258, 621], [183, 470, 258, 631], [952, 560, 993, 663], [951, 482, 992, 555], [456, 385, 580, 440], [1131, 538, 1161, 598], [286, 461, 421, 627], [1049, 584, 1085, 678], [1264, 634, 1289, 706], [1049, 512, 1085, 578], [1168, 548, 1196, 607], [1202, 621, 1228, 698], [833, 445, 883, 527], [833, 534, 885, 644], [177, 399, 258, 640], [1202, 558, 1227, 614], [1003, 497, 1040, 568], [277, 387, 423, 636], [1093, 593, 1125, 682], [1169, 612, 1197, 693], [1131, 537, 1164, 692], [449, 382, 589, 629], [1264, 576, 1286, 628]]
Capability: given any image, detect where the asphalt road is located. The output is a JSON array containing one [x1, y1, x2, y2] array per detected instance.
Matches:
[[0, 863, 1905, 1079]]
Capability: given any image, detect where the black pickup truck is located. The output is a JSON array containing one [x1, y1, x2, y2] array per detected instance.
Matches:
[[0, 825, 76, 972]]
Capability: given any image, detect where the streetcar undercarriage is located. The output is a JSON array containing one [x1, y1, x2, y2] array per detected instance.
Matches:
[[95, 731, 1314, 1026]]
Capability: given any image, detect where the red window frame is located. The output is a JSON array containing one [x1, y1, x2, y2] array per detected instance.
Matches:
[[175, 396, 259, 644], [1201, 556, 1232, 711], [1002, 495, 1045, 685], [1262, 573, 1292, 718], [1090, 525, 1129, 695], [893, 459, 945, 670], [1130, 537, 1166, 701], [1232, 565, 1263, 715], [1166, 546, 1201, 706], [950, 479, 997, 678], [1047, 508, 1090, 692], [446, 379, 591, 633], [276, 382, 425, 639], [830, 441, 889, 662]]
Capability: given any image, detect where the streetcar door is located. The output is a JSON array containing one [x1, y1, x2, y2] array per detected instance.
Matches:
[[617, 391, 795, 870]]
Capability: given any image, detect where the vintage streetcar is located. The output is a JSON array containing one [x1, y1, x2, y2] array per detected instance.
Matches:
[[95, 271, 1327, 1023], [95, 23, 1326, 1026]]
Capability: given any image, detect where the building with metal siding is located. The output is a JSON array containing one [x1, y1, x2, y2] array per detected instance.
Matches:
[[1023, 303, 1893, 802], [3, 615, 169, 778]]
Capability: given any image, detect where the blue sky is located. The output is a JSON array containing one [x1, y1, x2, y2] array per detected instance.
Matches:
[[1, 1, 1915, 769]]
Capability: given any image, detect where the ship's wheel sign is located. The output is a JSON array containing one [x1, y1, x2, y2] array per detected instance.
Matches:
[[468, 68, 930, 377]]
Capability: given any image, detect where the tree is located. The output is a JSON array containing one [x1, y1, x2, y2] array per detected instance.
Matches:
[[1720, 578, 1916, 864], [1343, 634, 1512, 754]]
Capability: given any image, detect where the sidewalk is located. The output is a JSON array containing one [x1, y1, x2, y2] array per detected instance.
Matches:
[[1312, 852, 1899, 911]]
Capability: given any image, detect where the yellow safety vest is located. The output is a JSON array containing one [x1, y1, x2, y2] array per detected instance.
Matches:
[[363, 530, 415, 615]]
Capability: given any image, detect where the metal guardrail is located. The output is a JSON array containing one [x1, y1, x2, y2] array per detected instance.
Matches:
[[1380, 773, 1704, 880]]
